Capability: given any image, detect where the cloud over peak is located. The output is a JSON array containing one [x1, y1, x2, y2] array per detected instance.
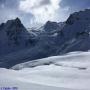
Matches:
[[0, 0, 90, 27], [19, 0, 68, 24]]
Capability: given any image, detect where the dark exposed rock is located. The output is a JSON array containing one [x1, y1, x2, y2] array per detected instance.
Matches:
[[44, 21, 60, 32]]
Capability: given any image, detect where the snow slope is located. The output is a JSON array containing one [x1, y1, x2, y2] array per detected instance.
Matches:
[[12, 51, 90, 70], [0, 51, 90, 90]]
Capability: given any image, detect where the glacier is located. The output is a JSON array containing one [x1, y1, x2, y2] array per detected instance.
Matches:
[[0, 51, 90, 90]]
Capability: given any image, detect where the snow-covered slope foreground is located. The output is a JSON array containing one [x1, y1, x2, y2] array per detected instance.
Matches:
[[0, 51, 90, 90], [12, 51, 90, 70]]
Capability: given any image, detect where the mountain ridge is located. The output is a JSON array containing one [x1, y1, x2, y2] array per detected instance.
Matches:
[[0, 9, 90, 68]]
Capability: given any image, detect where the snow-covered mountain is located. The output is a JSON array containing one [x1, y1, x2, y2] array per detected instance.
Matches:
[[0, 9, 90, 68], [58, 9, 90, 54], [37, 9, 90, 55], [0, 18, 36, 55], [0, 18, 64, 68]]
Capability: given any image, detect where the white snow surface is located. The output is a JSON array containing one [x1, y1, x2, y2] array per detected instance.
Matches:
[[1, 51, 90, 90]]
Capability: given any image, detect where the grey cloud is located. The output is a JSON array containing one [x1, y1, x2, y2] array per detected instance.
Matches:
[[60, 0, 90, 12], [0, 0, 34, 27], [30, 0, 51, 9], [0, 0, 19, 9], [40, 0, 50, 6]]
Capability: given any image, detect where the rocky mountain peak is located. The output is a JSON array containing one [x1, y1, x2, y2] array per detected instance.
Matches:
[[66, 9, 90, 25], [0, 23, 5, 30], [0, 18, 31, 49], [15, 17, 21, 23], [5, 18, 25, 30], [44, 21, 60, 32]]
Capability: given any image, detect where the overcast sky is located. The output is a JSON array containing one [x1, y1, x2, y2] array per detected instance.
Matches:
[[0, 0, 90, 27]]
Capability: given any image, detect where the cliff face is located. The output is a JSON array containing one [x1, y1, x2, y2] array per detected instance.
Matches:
[[0, 18, 33, 55], [57, 9, 90, 54]]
